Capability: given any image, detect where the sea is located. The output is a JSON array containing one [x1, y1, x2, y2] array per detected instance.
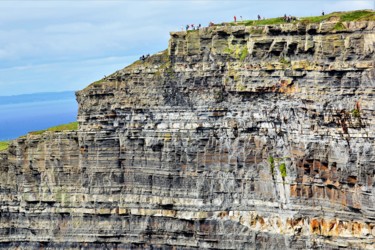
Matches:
[[0, 91, 78, 141]]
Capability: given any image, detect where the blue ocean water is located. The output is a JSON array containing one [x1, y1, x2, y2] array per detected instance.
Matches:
[[0, 96, 78, 141]]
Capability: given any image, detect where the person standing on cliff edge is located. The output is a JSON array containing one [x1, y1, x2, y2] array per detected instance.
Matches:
[[234, 16, 237, 22]]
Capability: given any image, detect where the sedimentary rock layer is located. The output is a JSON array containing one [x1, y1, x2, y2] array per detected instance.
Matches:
[[1, 20, 375, 249]]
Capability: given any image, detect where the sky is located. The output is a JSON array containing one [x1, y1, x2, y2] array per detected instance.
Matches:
[[0, 0, 373, 96]]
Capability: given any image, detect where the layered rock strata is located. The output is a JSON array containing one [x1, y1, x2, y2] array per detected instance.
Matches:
[[1, 20, 375, 249]]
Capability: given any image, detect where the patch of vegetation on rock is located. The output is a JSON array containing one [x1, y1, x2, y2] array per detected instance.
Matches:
[[268, 156, 275, 175], [227, 10, 374, 27], [279, 163, 287, 180], [351, 108, 361, 118], [333, 22, 346, 31], [240, 47, 248, 61], [0, 141, 9, 151], [340, 10, 375, 21]]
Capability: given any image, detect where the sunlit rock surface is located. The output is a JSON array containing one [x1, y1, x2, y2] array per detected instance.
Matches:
[[1, 19, 375, 249]]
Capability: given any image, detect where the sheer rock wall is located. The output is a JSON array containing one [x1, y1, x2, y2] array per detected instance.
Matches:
[[1, 21, 375, 249]]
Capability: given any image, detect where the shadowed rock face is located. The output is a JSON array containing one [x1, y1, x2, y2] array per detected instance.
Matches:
[[1, 20, 375, 249]]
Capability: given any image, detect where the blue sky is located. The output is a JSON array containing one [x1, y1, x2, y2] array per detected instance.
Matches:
[[0, 0, 373, 95]]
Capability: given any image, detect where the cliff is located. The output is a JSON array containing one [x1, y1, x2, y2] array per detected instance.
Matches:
[[1, 13, 375, 249]]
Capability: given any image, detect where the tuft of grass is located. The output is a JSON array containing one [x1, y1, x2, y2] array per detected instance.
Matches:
[[268, 156, 275, 175], [279, 163, 287, 180], [0, 141, 9, 151], [224, 45, 248, 61], [223, 47, 234, 55], [29, 122, 78, 135], [334, 22, 346, 31], [279, 57, 290, 65], [240, 47, 248, 61], [351, 109, 360, 118]]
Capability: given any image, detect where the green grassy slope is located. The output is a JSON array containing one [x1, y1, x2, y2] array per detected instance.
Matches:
[[28, 122, 78, 135], [226, 10, 374, 26]]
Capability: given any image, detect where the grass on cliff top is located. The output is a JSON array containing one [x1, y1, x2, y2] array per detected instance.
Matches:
[[0, 141, 9, 151], [340, 10, 375, 21], [242, 17, 286, 26], [228, 10, 374, 26], [28, 122, 78, 135]]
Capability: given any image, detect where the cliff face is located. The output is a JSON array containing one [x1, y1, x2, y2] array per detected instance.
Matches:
[[1, 20, 375, 249]]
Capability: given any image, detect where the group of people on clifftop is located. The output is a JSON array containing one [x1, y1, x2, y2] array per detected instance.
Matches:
[[284, 14, 297, 22], [234, 15, 265, 22], [183, 22, 219, 31], [185, 23, 202, 31], [233, 16, 244, 22], [178, 11, 327, 33], [140, 54, 150, 62], [233, 13, 299, 23]]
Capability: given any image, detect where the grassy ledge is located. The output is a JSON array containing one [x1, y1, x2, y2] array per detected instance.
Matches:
[[225, 10, 374, 27], [0, 141, 9, 151], [28, 122, 78, 136], [300, 10, 375, 23]]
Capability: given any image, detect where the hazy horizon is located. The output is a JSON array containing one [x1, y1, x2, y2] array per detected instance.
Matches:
[[0, 90, 76, 98]]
